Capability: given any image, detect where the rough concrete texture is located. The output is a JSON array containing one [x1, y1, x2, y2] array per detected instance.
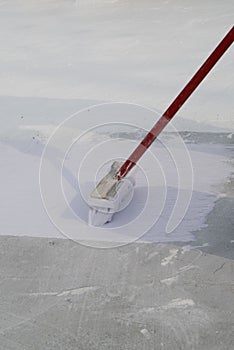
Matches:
[[0, 231, 233, 350]]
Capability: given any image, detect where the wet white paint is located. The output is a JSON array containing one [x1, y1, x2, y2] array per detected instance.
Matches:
[[162, 298, 195, 310], [161, 249, 178, 266], [25, 286, 99, 297], [182, 243, 209, 252], [140, 328, 151, 339], [0, 1, 233, 245], [160, 276, 178, 286], [145, 251, 159, 262]]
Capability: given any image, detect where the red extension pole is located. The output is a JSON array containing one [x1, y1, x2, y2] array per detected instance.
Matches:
[[116, 26, 234, 180]]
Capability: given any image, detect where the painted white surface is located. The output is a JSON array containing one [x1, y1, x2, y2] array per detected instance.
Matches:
[[0, 1, 233, 246], [0, 0, 233, 131], [0, 124, 232, 246]]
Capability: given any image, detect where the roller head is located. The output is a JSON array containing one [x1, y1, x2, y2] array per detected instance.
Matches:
[[87, 161, 135, 226]]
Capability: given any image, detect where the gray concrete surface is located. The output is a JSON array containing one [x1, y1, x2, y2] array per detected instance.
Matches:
[[0, 228, 233, 350]]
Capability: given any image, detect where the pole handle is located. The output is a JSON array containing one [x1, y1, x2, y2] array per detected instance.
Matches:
[[116, 26, 234, 179]]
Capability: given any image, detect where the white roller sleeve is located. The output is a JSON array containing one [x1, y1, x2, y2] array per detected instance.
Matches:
[[87, 162, 135, 226]]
